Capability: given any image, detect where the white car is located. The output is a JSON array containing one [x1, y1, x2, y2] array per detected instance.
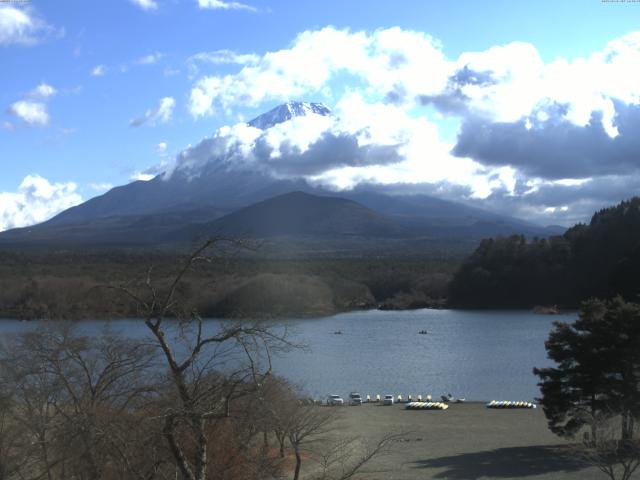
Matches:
[[349, 392, 363, 405], [327, 395, 344, 406], [383, 394, 394, 405]]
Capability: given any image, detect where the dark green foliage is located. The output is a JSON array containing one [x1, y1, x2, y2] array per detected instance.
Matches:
[[449, 235, 572, 308], [533, 297, 640, 440], [450, 197, 640, 308]]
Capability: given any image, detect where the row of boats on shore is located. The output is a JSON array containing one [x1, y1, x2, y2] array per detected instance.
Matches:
[[486, 400, 537, 409], [406, 402, 449, 410]]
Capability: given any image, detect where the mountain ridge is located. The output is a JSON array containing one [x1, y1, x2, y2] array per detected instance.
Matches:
[[0, 101, 565, 253]]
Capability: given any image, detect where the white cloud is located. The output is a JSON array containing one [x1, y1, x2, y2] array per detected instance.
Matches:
[[129, 0, 158, 11], [172, 93, 513, 199], [28, 83, 56, 99], [188, 27, 640, 142], [188, 26, 449, 117], [0, 5, 55, 46], [136, 52, 163, 65], [89, 182, 113, 192], [7, 83, 56, 127], [174, 28, 640, 224], [186, 49, 259, 77], [130, 172, 155, 182], [430, 31, 640, 139], [130, 97, 175, 127], [91, 65, 106, 76], [197, 0, 257, 12], [8, 100, 49, 126], [0, 175, 82, 231], [156, 142, 168, 154], [189, 50, 259, 65]]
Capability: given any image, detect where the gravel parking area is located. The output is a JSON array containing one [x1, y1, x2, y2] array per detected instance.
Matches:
[[325, 402, 614, 480]]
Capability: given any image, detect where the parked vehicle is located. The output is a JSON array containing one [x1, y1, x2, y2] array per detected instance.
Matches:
[[327, 394, 344, 406], [349, 392, 363, 405], [383, 394, 394, 405]]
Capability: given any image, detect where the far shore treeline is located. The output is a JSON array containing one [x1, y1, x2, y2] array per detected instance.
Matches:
[[0, 254, 453, 320]]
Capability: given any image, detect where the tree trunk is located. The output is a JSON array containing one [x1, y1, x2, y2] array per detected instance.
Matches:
[[293, 446, 302, 480], [194, 417, 207, 480], [621, 411, 631, 441]]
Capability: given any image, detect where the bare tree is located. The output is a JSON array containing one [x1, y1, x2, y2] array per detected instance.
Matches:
[[0, 323, 162, 480], [283, 403, 402, 480], [578, 412, 640, 480], [310, 432, 403, 480], [286, 404, 336, 480], [109, 238, 294, 480]]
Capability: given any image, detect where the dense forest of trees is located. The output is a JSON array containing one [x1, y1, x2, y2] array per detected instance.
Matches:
[[449, 198, 640, 308], [0, 253, 455, 320]]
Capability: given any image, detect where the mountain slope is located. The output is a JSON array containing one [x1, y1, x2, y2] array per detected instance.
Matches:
[[182, 191, 405, 238], [0, 101, 564, 253]]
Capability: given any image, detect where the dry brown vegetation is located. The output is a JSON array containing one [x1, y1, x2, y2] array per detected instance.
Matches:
[[0, 252, 456, 320]]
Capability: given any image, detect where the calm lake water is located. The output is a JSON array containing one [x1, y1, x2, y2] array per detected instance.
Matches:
[[0, 309, 575, 402]]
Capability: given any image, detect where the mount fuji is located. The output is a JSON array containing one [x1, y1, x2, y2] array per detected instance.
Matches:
[[0, 101, 564, 253], [248, 101, 331, 129]]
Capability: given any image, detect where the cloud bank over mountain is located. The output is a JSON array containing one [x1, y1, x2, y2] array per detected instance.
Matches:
[[171, 27, 640, 226], [4, 21, 640, 230]]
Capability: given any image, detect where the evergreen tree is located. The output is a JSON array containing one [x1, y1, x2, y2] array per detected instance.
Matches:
[[534, 297, 640, 441]]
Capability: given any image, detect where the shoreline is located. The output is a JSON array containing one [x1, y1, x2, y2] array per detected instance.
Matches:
[[0, 303, 577, 322]]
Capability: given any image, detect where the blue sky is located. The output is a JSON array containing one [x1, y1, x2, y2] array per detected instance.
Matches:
[[2, 0, 640, 229]]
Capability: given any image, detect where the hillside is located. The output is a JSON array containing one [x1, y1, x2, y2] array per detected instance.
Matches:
[[192, 191, 405, 237], [449, 197, 640, 308]]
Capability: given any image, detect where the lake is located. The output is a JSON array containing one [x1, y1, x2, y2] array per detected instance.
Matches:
[[0, 309, 575, 402]]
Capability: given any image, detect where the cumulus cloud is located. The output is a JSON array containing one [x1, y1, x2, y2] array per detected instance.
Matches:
[[129, 0, 158, 11], [173, 27, 640, 225], [188, 27, 449, 117], [7, 83, 56, 127], [0, 5, 57, 46], [8, 100, 49, 126], [0, 175, 82, 232], [169, 94, 512, 200], [452, 105, 640, 180], [130, 97, 175, 127], [197, 0, 257, 12]]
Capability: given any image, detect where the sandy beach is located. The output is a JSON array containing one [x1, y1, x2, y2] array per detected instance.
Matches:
[[324, 402, 615, 480]]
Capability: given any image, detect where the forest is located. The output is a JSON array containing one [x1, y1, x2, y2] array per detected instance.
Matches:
[[449, 197, 640, 308], [0, 251, 455, 320]]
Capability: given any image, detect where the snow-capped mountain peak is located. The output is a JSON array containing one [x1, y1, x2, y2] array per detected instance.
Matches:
[[247, 101, 331, 130]]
